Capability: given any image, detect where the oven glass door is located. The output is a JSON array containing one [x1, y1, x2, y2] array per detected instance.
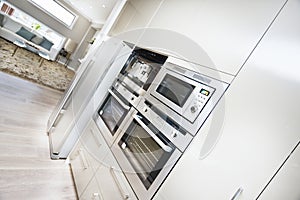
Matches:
[[117, 113, 177, 190], [98, 89, 130, 136]]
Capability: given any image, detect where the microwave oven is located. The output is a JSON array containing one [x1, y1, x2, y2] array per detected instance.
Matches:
[[147, 62, 229, 135]]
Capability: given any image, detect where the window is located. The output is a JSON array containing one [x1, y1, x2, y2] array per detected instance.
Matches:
[[28, 0, 77, 28], [2, 1, 65, 48]]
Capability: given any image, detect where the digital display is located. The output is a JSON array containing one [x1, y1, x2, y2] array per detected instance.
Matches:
[[200, 89, 210, 96]]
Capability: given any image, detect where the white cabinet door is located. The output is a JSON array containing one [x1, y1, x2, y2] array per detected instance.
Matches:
[[69, 141, 94, 197], [80, 177, 103, 200], [94, 153, 138, 200], [49, 95, 75, 156], [153, 0, 300, 199], [71, 119, 136, 199], [80, 120, 111, 173], [49, 38, 131, 158], [113, 0, 287, 75], [258, 143, 300, 200], [70, 120, 110, 197]]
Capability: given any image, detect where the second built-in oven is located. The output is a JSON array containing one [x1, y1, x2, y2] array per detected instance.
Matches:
[[118, 48, 167, 96], [94, 84, 137, 146], [111, 100, 193, 200]]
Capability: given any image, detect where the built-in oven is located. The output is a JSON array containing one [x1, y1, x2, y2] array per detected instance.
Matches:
[[94, 84, 137, 146], [147, 61, 229, 135], [94, 47, 167, 147], [118, 48, 167, 97], [111, 100, 193, 200]]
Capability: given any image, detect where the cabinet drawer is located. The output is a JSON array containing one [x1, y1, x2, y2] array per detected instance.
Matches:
[[95, 152, 137, 200], [70, 120, 114, 197], [80, 120, 111, 172], [80, 177, 103, 200], [70, 141, 94, 197]]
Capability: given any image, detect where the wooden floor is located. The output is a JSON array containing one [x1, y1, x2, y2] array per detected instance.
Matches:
[[0, 72, 77, 200]]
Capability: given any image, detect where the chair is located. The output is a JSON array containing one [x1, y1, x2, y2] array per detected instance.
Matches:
[[56, 38, 77, 66]]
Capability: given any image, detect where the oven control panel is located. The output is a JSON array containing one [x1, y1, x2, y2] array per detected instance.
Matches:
[[183, 86, 214, 123]]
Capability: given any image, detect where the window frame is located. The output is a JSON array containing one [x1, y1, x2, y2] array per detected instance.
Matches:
[[27, 0, 78, 29]]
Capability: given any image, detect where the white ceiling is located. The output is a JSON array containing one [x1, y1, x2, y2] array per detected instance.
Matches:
[[63, 0, 118, 26]]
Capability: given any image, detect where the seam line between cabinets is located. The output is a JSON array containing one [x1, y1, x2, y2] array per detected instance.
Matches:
[[234, 0, 289, 79], [255, 140, 300, 199]]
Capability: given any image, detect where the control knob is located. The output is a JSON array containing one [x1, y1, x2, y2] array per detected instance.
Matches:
[[171, 131, 177, 138], [190, 105, 198, 113]]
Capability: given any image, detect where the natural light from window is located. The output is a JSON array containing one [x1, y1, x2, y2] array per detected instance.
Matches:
[[10, 6, 65, 48], [28, 0, 77, 28]]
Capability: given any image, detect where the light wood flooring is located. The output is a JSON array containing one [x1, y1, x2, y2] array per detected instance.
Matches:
[[0, 72, 77, 200]]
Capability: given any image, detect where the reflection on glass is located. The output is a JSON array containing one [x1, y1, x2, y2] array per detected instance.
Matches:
[[156, 74, 195, 107], [99, 95, 127, 135], [119, 117, 174, 189]]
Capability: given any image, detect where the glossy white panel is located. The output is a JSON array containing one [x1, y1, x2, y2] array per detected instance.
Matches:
[[153, 0, 300, 199], [113, 0, 287, 75], [258, 144, 300, 200]]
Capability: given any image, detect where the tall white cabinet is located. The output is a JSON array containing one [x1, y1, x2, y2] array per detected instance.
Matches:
[[111, 0, 287, 76], [48, 38, 132, 158], [67, 0, 300, 199], [258, 144, 300, 200], [153, 0, 300, 199]]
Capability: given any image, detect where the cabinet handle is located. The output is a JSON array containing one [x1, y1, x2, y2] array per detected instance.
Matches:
[[108, 89, 130, 110], [79, 149, 89, 169], [49, 126, 56, 134], [90, 128, 102, 148], [92, 192, 103, 200], [231, 187, 243, 200], [110, 167, 130, 199]]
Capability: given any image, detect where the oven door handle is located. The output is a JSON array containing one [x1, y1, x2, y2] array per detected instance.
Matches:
[[108, 89, 130, 110], [133, 115, 173, 153]]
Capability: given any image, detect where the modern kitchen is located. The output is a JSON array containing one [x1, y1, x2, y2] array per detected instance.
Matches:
[[1, 0, 300, 200]]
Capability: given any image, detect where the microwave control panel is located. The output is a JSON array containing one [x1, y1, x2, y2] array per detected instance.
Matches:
[[183, 85, 215, 123]]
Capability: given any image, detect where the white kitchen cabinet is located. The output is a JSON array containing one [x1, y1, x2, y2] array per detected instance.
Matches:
[[80, 177, 103, 200], [48, 38, 132, 158], [153, 0, 300, 199], [70, 120, 110, 197], [70, 119, 137, 200], [94, 153, 137, 200], [258, 144, 300, 200], [112, 0, 287, 75], [79, 120, 111, 172], [69, 141, 94, 197]]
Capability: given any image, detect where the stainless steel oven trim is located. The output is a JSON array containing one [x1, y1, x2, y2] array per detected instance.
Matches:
[[94, 91, 136, 147], [149, 66, 215, 120], [136, 100, 193, 152], [132, 115, 173, 153], [111, 110, 182, 200], [118, 75, 146, 96], [113, 81, 142, 108], [146, 62, 229, 136], [108, 89, 130, 111], [144, 91, 225, 136]]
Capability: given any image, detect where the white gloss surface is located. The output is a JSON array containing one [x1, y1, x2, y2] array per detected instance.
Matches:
[[153, 0, 300, 199]]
